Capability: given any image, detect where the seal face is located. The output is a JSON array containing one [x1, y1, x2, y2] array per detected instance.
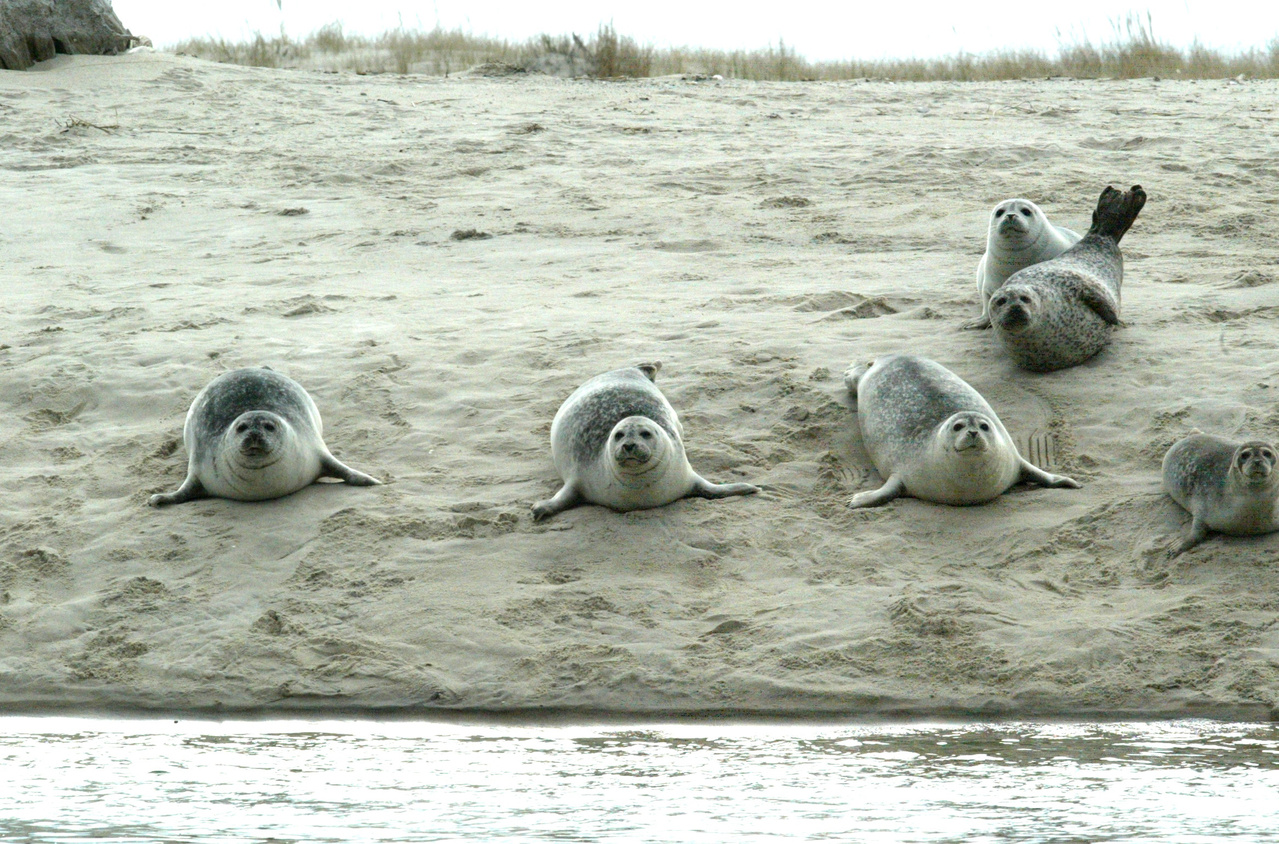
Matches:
[[989, 185, 1146, 372], [844, 353, 1080, 507], [149, 367, 381, 506], [1161, 433, 1279, 555], [963, 198, 1080, 330], [531, 363, 759, 520]]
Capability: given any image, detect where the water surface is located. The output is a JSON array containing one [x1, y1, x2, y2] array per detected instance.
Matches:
[[2, 718, 1276, 842]]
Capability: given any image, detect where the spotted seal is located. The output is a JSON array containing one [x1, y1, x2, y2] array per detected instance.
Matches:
[[844, 353, 1080, 507], [1161, 433, 1279, 555], [989, 185, 1146, 372], [962, 198, 1080, 330], [149, 367, 380, 506], [531, 363, 759, 520]]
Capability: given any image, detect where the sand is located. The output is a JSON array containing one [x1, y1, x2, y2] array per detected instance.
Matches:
[[1, 53, 1277, 718]]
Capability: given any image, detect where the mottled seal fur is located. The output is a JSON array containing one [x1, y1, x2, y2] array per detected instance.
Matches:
[[844, 353, 1080, 507], [1162, 433, 1279, 555], [150, 367, 380, 506], [989, 185, 1146, 372], [531, 363, 759, 520], [963, 198, 1080, 330]]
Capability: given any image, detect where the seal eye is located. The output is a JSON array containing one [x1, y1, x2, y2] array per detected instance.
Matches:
[[236, 423, 248, 434], [979, 423, 990, 431], [994, 209, 1004, 217], [1020, 208, 1032, 217], [953, 422, 965, 432], [614, 431, 624, 440], [640, 430, 652, 439], [263, 422, 276, 433]]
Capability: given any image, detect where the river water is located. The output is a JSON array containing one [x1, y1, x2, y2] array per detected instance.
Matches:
[[1, 717, 1276, 842]]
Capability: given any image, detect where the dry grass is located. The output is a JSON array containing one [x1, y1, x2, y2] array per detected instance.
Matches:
[[171, 14, 1279, 80]]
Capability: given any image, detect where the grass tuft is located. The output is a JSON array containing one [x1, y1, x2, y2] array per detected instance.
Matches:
[[169, 16, 1279, 80]]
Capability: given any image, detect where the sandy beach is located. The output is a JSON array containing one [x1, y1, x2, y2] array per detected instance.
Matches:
[[1, 53, 1277, 718]]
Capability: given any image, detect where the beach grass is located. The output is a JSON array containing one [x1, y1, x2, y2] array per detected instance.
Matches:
[[170, 14, 1279, 80]]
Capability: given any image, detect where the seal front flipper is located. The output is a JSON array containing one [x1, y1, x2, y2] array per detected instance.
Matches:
[[149, 476, 208, 507], [320, 453, 382, 486], [961, 311, 992, 331], [1078, 285, 1120, 326], [1017, 457, 1082, 489], [1169, 513, 1210, 558], [689, 476, 760, 500], [848, 474, 905, 509], [532, 483, 582, 521]]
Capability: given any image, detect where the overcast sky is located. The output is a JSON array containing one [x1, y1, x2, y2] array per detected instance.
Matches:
[[112, 0, 1279, 62]]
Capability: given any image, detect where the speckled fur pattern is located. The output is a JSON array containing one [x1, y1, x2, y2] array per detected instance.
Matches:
[[1162, 433, 1279, 555], [150, 367, 380, 506], [554, 366, 681, 470], [845, 354, 1079, 506], [533, 365, 758, 520], [965, 198, 1080, 330], [990, 185, 1146, 372]]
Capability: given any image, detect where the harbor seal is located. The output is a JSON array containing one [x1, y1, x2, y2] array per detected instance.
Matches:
[[149, 367, 381, 506], [1161, 433, 1279, 556], [989, 185, 1146, 372], [844, 353, 1080, 507], [962, 198, 1080, 330], [531, 363, 759, 520]]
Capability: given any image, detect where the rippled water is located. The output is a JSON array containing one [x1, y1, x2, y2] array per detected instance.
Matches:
[[1, 717, 1277, 842]]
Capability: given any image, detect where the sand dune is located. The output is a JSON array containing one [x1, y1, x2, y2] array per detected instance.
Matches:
[[1, 53, 1277, 717]]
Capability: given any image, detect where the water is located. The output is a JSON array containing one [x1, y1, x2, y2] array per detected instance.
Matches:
[[1, 717, 1277, 843]]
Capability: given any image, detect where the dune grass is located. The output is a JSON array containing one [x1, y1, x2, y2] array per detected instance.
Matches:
[[170, 14, 1279, 80]]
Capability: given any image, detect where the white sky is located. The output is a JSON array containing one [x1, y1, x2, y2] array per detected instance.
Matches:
[[112, 0, 1279, 62]]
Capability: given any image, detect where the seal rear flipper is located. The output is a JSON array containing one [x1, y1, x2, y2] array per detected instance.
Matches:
[[149, 475, 208, 507], [1017, 458, 1082, 489], [843, 362, 873, 408], [689, 476, 760, 500], [532, 483, 581, 521], [319, 454, 381, 486], [847, 474, 905, 509], [636, 362, 662, 382], [1087, 184, 1146, 243]]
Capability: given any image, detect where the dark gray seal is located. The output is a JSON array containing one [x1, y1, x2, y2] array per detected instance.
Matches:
[[149, 367, 380, 506], [963, 198, 1080, 330], [531, 363, 759, 520], [989, 185, 1146, 372], [1162, 433, 1279, 556], [844, 353, 1080, 507]]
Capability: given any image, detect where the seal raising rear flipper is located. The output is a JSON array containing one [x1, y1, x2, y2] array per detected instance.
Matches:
[[150, 367, 381, 506], [531, 364, 759, 520], [1161, 433, 1279, 556], [844, 354, 1080, 507], [963, 198, 1080, 330], [989, 185, 1146, 372]]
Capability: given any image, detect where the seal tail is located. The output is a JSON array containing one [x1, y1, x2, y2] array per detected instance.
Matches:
[[1087, 185, 1146, 243]]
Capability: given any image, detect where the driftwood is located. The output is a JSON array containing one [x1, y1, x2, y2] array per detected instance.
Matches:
[[0, 0, 135, 71]]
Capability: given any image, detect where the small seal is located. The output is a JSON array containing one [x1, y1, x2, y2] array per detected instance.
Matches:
[[963, 198, 1080, 330], [989, 185, 1146, 372], [844, 353, 1080, 507], [149, 367, 381, 506], [531, 363, 759, 520], [1161, 433, 1279, 555]]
